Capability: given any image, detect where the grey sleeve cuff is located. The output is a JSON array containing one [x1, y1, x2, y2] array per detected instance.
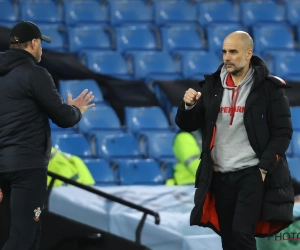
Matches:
[[185, 103, 197, 110]]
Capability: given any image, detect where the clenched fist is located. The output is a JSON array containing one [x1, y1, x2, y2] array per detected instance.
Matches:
[[184, 88, 201, 106]]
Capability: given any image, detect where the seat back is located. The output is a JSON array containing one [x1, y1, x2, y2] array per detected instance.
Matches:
[[181, 51, 221, 78], [114, 159, 164, 185], [125, 106, 170, 133], [155, 1, 196, 25], [273, 52, 300, 80], [252, 24, 295, 55], [95, 132, 141, 159], [128, 51, 178, 79], [240, 1, 285, 26], [115, 24, 160, 52], [19, 1, 61, 23], [161, 25, 204, 52], [140, 131, 176, 159], [68, 25, 114, 53], [77, 105, 121, 134], [83, 159, 116, 185], [197, 1, 239, 26], [291, 107, 300, 130], [110, 1, 153, 25], [63, 0, 108, 25], [52, 133, 92, 158], [287, 157, 300, 182], [0, 1, 17, 22], [292, 131, 300, 158], [80, 50, 130, 78], [59, 79, 104, 103]]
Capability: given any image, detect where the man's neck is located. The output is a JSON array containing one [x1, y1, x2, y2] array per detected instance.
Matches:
[[231, 66, 250, 86]]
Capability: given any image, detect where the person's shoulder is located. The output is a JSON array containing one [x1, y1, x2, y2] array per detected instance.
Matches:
[[265, 75, 289, 89], [31, 64, 51, 78]]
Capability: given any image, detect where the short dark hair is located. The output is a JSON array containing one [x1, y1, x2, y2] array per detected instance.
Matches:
[[9, 36, 29, 49]]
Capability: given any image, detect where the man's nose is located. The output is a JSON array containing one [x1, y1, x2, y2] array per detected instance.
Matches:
[[223, 53, 230, 61]]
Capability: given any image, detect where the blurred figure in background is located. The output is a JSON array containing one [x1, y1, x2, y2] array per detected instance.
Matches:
[[166, 129, 201, 185]]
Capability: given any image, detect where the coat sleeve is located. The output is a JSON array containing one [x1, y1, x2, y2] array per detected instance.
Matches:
[[29, 67, 82, 128], [257, 86, 293, 175], [175, 85, 206, 132]]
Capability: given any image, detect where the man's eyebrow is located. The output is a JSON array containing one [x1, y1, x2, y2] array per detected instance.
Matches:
[[222, 49, 238, 52]]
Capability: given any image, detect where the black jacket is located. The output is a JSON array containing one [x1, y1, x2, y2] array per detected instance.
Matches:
[[176, 56, 294, 237], [0, 49, 81, 173]]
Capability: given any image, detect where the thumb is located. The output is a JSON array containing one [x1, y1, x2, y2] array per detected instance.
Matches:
[[68, 93, 72, 103], [195, 92, 201, 100]]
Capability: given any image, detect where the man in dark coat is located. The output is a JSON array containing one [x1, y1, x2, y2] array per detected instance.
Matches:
[[0, 21, 95, 249], [176, 31, 294, 250]]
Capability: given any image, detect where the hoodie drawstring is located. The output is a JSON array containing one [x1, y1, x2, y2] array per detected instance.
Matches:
[[230, 85, 240, 125]]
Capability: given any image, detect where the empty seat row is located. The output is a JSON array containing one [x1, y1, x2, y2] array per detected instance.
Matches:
[[50, 94, 177, 134], [27, 23, 299, 64], [51, 130, 176, 160], [84, 158, 173, 186], [77, 49, 300, 81], [79, 50, 222, 80], [1, 1, 300, 27]]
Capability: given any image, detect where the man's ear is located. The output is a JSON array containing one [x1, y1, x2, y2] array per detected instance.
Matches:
[[247, 49, 253, 60]]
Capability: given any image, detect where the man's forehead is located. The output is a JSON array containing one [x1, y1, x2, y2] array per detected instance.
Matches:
[[223, 39, 243, 50]]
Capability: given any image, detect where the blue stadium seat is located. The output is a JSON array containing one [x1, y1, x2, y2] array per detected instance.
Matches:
[[286, 143, 293, 157], [171, 106, 179, 131], [273, 52, 300, 81], [19, 1, 61, 23], [155, 1, 197, 25], [126, 51, 180, 79], [293, 131, 300, 158], [63, 0, 108, 26], [286, 1, 300, 26], [287, 157, 300, 182], [113, 159, 164, 185], [206, 23, 247, 55], [240, 1, 285, 26], [52, 133, 93, 158], [109, 0, 153, 25], [0, 1, 17, 23], [0, 21, 17, 28], [59, 79, 104, 103], [37, 24, 67, 52], [125, 106, 170, 133], [94, 132, 141, 159], [77, 105, 122, 134], [139, 131, 176, 159], [197, 1, 240, 26], [291, 107, 300, 130], [115, 24, 161, 52], [68, 25, 114, 53], [252, 24, 295, 56], [161, 25, 204, 52], [79, 50, 131, 79], [83, 159, 116, 186], [159, 157, 176, 181], [180, 51, 221, 79]]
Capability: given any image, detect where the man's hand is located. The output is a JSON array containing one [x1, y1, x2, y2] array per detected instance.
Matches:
[[67, 89, 95, 114], [0, 189, 3, 203], [259, 169, 266, 182], [183, 88, 201, 106]]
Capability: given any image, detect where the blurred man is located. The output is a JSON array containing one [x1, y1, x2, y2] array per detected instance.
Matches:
[[0, 21, 95, 250]]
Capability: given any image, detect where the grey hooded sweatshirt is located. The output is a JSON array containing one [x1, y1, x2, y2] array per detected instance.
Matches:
[[211, 66, 259, 172]]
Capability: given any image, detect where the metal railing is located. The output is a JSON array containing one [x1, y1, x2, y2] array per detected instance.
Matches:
[[45, 171, 160, 245]]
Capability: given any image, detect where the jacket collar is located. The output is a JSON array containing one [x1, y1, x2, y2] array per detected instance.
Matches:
[[9, 48, 38, 64]]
